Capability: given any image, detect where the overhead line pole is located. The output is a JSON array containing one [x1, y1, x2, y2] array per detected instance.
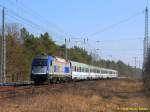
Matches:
[[0, 9, 2, 82], [143, 6, 149, 82], [134, 57, 137, 76], [65, 38, 67, 60], [1, 7, 6, 83], [145, 7, 149, 59], [143, 7, 148, 66]]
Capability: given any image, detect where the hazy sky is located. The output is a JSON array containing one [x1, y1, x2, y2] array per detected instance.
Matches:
[[0, 0, 148, 67]]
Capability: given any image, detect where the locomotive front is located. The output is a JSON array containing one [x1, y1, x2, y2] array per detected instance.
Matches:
[[31, 55, 52, 83]]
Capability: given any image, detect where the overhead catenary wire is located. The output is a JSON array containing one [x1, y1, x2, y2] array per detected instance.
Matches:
[[146, 0, 149, 7], [7, 0, 69, 38], [4, 8, 66, 38], [4, 1, 145, 48], [0, 3, 67, 41], [6, 14, 42, 35], [0, 2, 144, 65], [6, 11, 47, 33], [100, 49, 143, 51], [93, 37, 144, 43], [86, 9, 144, 38], [7, 9, 50, 32], [79, 8, 145, 61]]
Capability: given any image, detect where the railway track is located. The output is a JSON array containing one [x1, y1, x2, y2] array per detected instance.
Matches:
[[0, 78, 123, 99], [0, 83, 65, 99]]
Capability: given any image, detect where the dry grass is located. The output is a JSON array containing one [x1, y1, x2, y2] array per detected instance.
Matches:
[[0, 79, 150, 112]]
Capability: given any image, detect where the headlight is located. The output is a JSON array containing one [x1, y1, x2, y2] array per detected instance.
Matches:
[[46, 70, 49, 74]]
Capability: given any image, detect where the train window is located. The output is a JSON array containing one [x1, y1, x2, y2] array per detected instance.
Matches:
[[94, 69, 96, 73], [32, 59, 47, 66], [91, 69, 93, 73], [54, 65, 57, 72], [82, 67, 84, 72], [77, 67, 79, 72], [78, 67, 80, 72], [79, 67, 81, 72], [72, 66, 74, 71], [99, 70, 101, 73], [74, 66, 75, 71], [86, 68, 89, 72], [90, 69, 92, 73], [74, 66, 76, 72], [101, 70, 106, 74]]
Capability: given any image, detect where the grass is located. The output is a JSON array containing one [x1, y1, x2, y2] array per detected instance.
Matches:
[[0, 79, 150, 112]]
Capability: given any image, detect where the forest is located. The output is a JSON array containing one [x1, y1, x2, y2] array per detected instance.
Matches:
[[0, 24, 142, 82]]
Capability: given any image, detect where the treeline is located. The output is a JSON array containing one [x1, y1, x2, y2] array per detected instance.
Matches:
[[3, 26, 142, 82]]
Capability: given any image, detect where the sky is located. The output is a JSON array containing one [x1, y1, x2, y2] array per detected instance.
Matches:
[[0, 0, 148, 67]]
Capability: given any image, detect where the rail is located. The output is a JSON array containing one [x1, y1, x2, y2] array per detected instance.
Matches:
[[0, 83, 65, 99]]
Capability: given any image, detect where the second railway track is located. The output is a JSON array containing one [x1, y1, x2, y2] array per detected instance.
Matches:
[[0, 83, 65, 99], [0, 78, 122, 100]]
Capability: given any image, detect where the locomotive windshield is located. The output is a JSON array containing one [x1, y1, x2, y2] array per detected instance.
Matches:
[[32, 59, 47, 66]]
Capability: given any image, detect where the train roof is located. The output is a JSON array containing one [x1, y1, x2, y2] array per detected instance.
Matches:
[[71, 61, 117, 72], [32, 55, 54, 61], [33, 55, 117, 72], [71, 61, 90, 68], [33, 55, 48, 59]]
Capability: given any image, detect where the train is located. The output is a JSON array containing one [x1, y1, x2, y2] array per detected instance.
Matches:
[[31, 55, 118, 83]]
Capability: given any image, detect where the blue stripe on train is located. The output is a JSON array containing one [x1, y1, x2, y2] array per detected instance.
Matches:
[[64, 67, 70, 73], [47, 56, 53, 73]]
